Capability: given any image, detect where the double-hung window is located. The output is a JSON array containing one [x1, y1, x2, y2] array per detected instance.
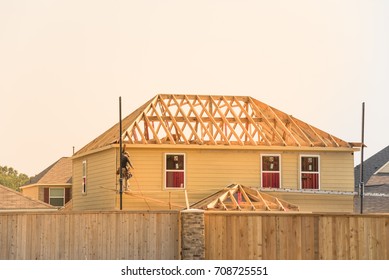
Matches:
[[261, 155, 281, 188], [301, 156, 320, 189], [165, 154, 185, 189], [49, 188, 65, 206]]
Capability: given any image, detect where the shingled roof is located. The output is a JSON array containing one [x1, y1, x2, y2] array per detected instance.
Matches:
[[23, 157, 72, 186], [76, 94, 355, 155], [0, 184, 55, 211], [354, 145, 389, 188], [354, 145, 389, 213]]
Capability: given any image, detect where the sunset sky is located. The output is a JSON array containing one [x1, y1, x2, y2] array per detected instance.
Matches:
[[1, 0, 388, 176]]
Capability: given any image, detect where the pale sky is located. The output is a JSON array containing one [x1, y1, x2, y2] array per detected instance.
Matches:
[[1, 0, 388, 176]]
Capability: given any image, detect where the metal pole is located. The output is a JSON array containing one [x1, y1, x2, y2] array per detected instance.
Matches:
[[359, 102, 365, 214], [119, 96, 123, 210]]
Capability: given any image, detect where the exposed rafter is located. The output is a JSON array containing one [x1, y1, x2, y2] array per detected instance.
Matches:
[[75, 94, 355, 155], [190, 184, 299, 212]]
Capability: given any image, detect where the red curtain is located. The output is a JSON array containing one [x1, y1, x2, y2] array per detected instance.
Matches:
[[166, 172, 184, 188], [301, 173, 319, 189], [262, 172, 280, 188]]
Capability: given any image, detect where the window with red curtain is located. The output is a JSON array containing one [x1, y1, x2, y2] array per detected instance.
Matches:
[[165, 154, 185, 188], [301, 156, 319, 189], [261, 155, 280, 188]]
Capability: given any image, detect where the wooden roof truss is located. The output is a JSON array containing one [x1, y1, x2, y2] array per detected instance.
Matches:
[[190, 184, 299, 212], [122, 94, 351, 147]]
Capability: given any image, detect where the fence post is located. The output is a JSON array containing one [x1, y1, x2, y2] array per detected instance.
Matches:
[[180, 209, 205, 260]]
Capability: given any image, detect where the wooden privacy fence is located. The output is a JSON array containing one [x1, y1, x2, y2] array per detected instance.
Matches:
[[0, 211, 179, 260], [1, 211, 389, 260], [205, 212, 389, 260]]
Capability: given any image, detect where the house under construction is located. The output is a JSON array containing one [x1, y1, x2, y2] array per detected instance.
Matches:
[[71, 94, 359, 212]]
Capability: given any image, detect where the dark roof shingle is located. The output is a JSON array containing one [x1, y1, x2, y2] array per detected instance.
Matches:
[[25, 157, 72, 186], [354, 145, 389, 188]]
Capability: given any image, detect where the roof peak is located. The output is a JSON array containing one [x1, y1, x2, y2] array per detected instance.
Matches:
[[75, 94, 352, 155], [22, 157, 72, 186]]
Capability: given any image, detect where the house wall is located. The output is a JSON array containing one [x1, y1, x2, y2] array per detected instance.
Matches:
[[268, 192, 354, 212], [72, 148, 117, 211], [21, 185, 72, 206], [281, 151, 355, 190], [21, 186, 40, 201], [116, 147, 355, 212], [120, 147, 260, 210]]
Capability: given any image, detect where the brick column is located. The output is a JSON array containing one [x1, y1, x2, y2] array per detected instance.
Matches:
[[181, 209, 205, 260]]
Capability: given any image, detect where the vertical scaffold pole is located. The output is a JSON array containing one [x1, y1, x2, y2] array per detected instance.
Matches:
[[359, 102, 365, 214], [119, 96, 123, 210]]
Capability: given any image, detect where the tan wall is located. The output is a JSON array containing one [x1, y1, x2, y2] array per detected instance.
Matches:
[[120, 148, 261, 210], [72, 148, 117, 211], [21, 186, 40, 201], [118, 147, 355, 211], [71, 146, 354, 211], [320, 152, 355, 190], [275, 151, 355, 191], [268, 192, 354, 213], [22, 185, 72, 202]]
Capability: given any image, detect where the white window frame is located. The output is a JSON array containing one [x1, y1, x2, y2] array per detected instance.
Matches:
[[164, 153, 186, 190], [299, 155, 320, 190], [49, 187, 65, 206], [82, 160, 87, 195], [260, 154, 281, 188]]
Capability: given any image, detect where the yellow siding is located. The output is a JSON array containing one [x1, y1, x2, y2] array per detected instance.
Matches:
[[119, 148, 261, 210], [21, 186, 39, 201], [72, 148, 117, 210], [278, 151, 355, 191], [21, 185, 71, 204], [72, 146, 355, 212], [281, 152, 299, 189], [268, 192, 354, 213], [319, 152, 354, 191], [117, 148, 355, 211]]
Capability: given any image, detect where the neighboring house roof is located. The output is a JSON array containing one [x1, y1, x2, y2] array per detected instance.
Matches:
[[0, 184, 55, 211], [190, 184, 299, 211], [354, 145, 389, 213], [354, 187, 389, 213], [354, 145, 389, 188], [75, 94, 356, 155], [59, 198, 73, 211], [22, 157, 72, 187]]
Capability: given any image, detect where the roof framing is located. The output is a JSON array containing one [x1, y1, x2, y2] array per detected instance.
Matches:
[[75, 94, 354, 155], [190, 184, 299, 212]]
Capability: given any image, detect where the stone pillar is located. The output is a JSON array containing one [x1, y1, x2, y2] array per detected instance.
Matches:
[[181, 209, 205, 260]]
